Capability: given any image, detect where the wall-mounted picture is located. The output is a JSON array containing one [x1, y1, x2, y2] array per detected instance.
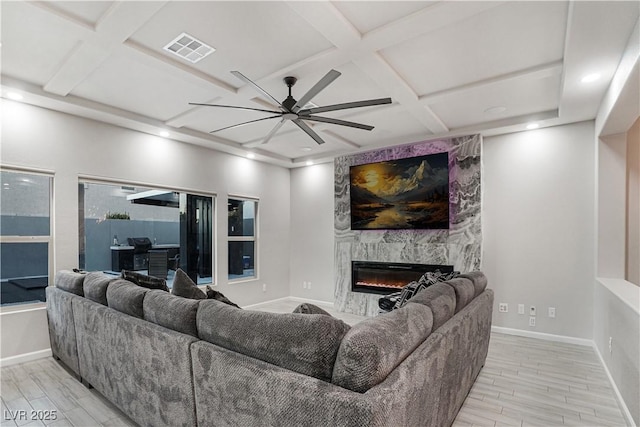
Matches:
[[350, 152, 449, 230]]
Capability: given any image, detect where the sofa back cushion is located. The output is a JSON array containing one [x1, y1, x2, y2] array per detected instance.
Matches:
[[144, 290, 200, 337], [106, 279, 148, 318], [332, 302, 434, 393], [446, 277, 475, 313], [458, 271, 488, 297], [409, 282, 456, 330], [83, 272, 115, 306], [196, 299, 350, 382], [54, 270, 86, 296]]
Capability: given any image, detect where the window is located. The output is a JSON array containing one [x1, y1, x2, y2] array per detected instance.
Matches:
[[79, 181, 214, 286], [228, 198, 257, 281], [1, 169, 52, 306]]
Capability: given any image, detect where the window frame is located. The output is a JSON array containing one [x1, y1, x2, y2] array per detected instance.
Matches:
[[227, 196, 258, 283], [0, 166, 54, 309], [78, 176, 217, 286]]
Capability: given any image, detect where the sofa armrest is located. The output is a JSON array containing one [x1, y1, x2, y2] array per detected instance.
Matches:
[[191, 341, 388, 427]]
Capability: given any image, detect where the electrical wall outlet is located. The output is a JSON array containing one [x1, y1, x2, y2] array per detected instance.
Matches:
[[498, 303, 508, 313], [262, 283, 267, 292], [518, 304, 525, 315], [548, 307, 556, 318], [529, 316, 536, 327], [609, 336, 613, 353], [308, 281, 312, 290], [530, 306, 536, 316]]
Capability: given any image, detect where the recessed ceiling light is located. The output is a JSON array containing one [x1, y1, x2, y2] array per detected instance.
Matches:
[[247, 153, 256, 159], [7, 92, 23, 101], [300, 147, 312, 152], [159, 131, 170, 137], [163, 32, 215, 64], [526, 123, 539, 130], [305, 161, 314, 166], [484, 106, 507, 114], [581, 73, 601, 83]]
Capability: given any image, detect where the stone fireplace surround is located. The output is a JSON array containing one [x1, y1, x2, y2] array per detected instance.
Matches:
[[334, 134, 482, 316]]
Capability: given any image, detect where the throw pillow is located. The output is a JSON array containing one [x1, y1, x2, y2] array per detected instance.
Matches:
[[121, 270, 170, 292], [378, 291, 402, 312], [292, 303, 331, 316], [393, 270, 459, 309], [206, 286, 241, 308], [172, 269, 206, 300]]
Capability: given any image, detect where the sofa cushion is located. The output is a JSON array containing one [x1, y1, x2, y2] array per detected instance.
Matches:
[[393, 270, 459, 309], [54, 270, 86, 296], [144, 290, 200, 337], [292, 303, 331, 316], [83, 272, 115, 306], [106, 279, 148, 318], [172, 269, 206, 299], [197, 299, 350, 381], [457, 271, 488, 297], [446, 277, 475, 313], [121, 270, 169, 292], [332, 302, 434, 393], [409, 282, 456, 330]]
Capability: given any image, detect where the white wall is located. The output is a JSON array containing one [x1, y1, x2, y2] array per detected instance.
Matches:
[[289, 163, 335, 302], [0, 100, 291, 362], [483, 121, 596, 339]]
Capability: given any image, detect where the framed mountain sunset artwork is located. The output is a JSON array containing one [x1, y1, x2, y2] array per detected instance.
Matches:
[[349, 152, 449, 230]]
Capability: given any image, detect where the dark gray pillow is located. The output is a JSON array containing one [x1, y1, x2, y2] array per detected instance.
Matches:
[[106, 279, 148, 318], [54, 270, 86, 296], [205, 286, 240, 308], [172, 269, 206, 300], [83, 272, 114, 305], [292, 303, 331, 316], [121, 270, 169, 292]]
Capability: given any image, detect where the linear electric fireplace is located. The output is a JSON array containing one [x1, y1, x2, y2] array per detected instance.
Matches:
[[351, 261, 454, 295]]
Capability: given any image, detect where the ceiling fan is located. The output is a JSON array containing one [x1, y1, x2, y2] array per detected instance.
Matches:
[[190, 70, 392, 147]]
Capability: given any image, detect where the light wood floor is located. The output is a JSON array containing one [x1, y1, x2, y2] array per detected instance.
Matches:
[[0, 299, 629, 427]]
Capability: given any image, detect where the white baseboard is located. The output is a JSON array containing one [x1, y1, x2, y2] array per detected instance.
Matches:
[[0, 348, 51, 367], [492, 326, 636, 426], [287, 296, 334, 307], [592, 343, 637, 427], [242, 296, 291, 309], [491, 326, 593, 347], [243, 296, 334, 310]]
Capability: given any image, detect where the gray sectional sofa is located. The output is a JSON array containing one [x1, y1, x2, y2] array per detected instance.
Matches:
[[46, 270, 493, 427]]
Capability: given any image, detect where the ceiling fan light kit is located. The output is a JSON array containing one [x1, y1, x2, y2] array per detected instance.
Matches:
[[190, 69, 392, 146]]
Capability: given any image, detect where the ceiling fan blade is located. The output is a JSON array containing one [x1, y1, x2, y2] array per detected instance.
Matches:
[[189, 103, 281, 115], [231, 71, 283, 109], [293, 119, 326, 145], [209, 115, 282, 133], [291, 69, 341, 113], [243, 119, 286, 148], [298, 97, 392, 115], [299, 115, 374, 131]]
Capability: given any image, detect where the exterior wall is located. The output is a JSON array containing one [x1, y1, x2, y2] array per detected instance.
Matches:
[[0, 100, 291, 363]]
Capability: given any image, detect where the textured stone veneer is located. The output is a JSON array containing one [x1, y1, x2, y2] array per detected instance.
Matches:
[[334, 134, 482, 316]]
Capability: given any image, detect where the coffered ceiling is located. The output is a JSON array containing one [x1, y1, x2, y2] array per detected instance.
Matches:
[[1, 1, 638, 167]]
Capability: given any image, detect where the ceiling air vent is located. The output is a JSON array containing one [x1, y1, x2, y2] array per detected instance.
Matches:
[[163, 32, 215, 64]]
